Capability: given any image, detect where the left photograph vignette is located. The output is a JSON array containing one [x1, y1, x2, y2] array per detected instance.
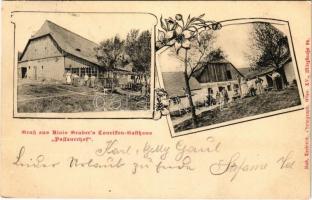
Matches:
[[12, 12, 157, 119]]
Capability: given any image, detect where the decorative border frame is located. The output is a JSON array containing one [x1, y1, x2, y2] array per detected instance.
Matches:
[[11, 11, 158, 119], [155, 18, 305, 137]]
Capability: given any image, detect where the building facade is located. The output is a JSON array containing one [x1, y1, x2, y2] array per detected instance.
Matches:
[[193, 60, 244, 100], [18, 20, 102, 81]]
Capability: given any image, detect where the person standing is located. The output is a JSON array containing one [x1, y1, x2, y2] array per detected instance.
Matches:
[[90, 75, 96, 88], [65, 71, 72, 85], [219, 89, 225, 111], [216, 91, 220, 105], [269, 70, 282, 90], [206, 89, 213, 106], [72, 73, 79, 86], [247, 79, 256, 96], [255, 76, 264, 94], [240, 77, 248, 98], [84, 74, 89, 86], [222, 88, 229, 106]]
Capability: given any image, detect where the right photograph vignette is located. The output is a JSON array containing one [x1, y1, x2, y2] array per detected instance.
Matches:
[[155, 16, 304, 137]]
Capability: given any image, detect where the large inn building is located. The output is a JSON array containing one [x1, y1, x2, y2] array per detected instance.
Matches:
[[158, 47, 297, 111], [17, 20, 134, 84]]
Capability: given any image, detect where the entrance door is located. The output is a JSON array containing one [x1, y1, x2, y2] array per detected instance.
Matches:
[[265, 75, 273, 88], [21, 67, 27, 78]]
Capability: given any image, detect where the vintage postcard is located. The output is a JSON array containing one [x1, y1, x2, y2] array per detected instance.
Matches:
[[0, 1, 311, 199]]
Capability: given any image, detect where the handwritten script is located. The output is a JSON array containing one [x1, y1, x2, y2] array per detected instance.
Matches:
[[12, 137, 296, 181]]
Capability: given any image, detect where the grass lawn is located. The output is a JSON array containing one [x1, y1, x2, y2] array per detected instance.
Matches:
[[17, 83, 149, 113], [174, 87, 302, 133]]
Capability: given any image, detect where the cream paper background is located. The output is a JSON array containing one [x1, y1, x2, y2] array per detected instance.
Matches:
[[1, 1, 311, 198]]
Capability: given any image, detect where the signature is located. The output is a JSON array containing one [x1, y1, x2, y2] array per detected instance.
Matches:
[[209, 152, 268, 181]]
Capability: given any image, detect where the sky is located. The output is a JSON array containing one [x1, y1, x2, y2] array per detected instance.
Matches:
[[159, 21, 290, 72], [215, 22, 289, 69], [13, 12, 156, 52], [14, 13, 290, 72]]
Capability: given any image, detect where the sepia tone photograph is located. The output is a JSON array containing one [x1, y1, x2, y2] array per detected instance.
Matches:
[[156, 16, 303, 136], [14, 12, 156, 118], [1, 1, 310, 199]]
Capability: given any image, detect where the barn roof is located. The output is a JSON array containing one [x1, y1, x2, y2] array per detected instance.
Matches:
[[23, 20, 100, 66], [239, 57, 292, 79], [162, 72, 201, 98], [194, 58, 245, 79]]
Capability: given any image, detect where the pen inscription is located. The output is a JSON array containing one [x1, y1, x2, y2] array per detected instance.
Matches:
[[12, 137, 297, 181]]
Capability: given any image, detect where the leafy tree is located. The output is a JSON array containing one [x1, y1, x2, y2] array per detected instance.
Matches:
[[206, 48, 226, 62], [95, 30, 151, 90], [248, 22, 290, 84], [157, 14, 221, 128], [125, 29, 151, 84], [95, 35, 126, 70]]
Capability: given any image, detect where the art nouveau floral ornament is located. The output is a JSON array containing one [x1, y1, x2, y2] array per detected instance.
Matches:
[[156, 14, 222, 53], [154, 88, 170, 120], [156, 14, 222, 127]]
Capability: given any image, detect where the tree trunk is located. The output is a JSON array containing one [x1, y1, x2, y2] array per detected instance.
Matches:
[[277, 67, 287, 88], [144, 73, 148, 95], [184, 50, 198, 128], [274, 62, 287, 89]]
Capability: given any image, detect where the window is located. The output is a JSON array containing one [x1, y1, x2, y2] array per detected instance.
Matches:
[[76, 48, 81, 52], [71, 68, 79, 75], [227, 85, 231, 91], [226, 70, 232, 80], [91, 67, 97, 77], [81, 67, 97, 77], [234, 84, 239, 89], [41, 66, 44, 70]]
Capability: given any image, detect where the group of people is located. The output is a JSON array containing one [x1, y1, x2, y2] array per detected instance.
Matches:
[[204, 70, 284, 111], [240, 76, 265, 98], [240, 70, 283, 98], [65, 71, 96, 87], [206, 88, 229, 111]]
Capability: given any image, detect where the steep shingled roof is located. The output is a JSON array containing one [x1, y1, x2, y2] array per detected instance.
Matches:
[[162, 72, 201, 98], [29, 20, 100, 65], [193, 58, 246, 79]]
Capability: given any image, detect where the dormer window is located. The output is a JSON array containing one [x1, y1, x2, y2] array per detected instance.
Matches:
[[75, 48, 81, 52]]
